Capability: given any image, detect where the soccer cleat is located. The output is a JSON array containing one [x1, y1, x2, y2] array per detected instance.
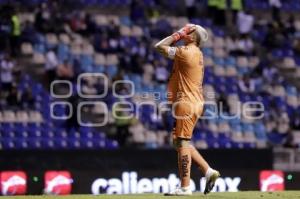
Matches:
[[204, 170, 220, 195], [164, 187, 192, 196]]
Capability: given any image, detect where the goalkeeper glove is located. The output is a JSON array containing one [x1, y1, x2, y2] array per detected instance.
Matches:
[[171, 24, 195, 42]]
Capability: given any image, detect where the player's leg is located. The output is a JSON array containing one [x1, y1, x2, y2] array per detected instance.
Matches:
[[190, 145, 209, 174], [188, 114, 210, 174], [190, 144, 220, 194], [177, 149, 183, 180], [174, 108, 193, 191], [165, 117, 193, 196], [165, 137, 192, 196], [172, 127, 183, 181], [189, 113, 220, 195], [175, 138, 192, 188]]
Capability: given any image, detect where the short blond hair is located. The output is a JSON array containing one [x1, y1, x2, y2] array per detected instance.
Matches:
[[195, 25, 208, 47]]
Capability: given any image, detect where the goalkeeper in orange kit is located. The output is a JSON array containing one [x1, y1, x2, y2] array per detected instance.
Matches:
[[154, 24, 220, 195]]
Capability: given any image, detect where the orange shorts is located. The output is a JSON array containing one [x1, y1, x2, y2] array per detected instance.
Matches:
[[172, 101, 204, 140]]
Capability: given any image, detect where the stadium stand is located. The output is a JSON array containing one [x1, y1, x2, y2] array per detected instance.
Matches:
[[0, 0, 299, 150]]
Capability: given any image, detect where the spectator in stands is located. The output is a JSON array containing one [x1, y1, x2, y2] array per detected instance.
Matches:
[[113, 99, 133, 146], [9, 8, 21, 57], [236, 34, 254, 55], [66, 93, 80, 131], [185, 0, 196, 19], [130, 0, 146, 25], [129, 118, 146, 146], [227, 35, 239, 55], [237, 10, 254, 36], [238, 76, 255, 93], [249, 71, 263, 92], [0, 54, 15, 95], [269, 0, 281, 21], [208, 0, 226, 26], [283, 130, 297, 148], [229, 35, 254, 55], [264, 22, 285, 49], [265, 108, 277, 133], [112, 72, 130, 96], [57, 60, 74, 81], [45, 48, 58, 88], [94, 32, 109, 53], [293, 38, 300, 56], [118, 50, 129, 72], [155, 62, 169, 84], [291, 112, 300, 130], [107, 20, 120, 39], [137, 42, 147, 58], [216, 0, 227, 26], [277, 112, 290, 134], [217, 93, 230, 113], [21, 21, 38, 44], [131, 54, 144, 74], [6, 84, 21, 108], [70, 11, 88, 35], [0, 5, 11, 52], [49, 5, 65, 34], [230, 0, 243, 25], [35, 3, 51, 33], [108, 37, 119, 53], [21, 86, 35, 109], [262, 63, 278, 84], [84, 13, 96, 35], [285, 15, 296, 39], [207, 0, 217, 19]]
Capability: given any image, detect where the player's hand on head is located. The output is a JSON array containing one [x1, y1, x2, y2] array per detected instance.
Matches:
[[172, 24, 196, 42], [179, 24, 196, 35], [186, 24, 196, 34], [185, 24, 196, 32]]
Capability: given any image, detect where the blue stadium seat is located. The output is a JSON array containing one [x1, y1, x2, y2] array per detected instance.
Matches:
[[34, 43, 46, 54], [254, 122, 267, 140], [202, 48, 213, 57], [80, 55, 93, 71], [225, 57, 236, 66], [267, 133, 287, 145], [105, 65, 118, 78], [2, 139, 15, 149], [57, 43, 70, 61]]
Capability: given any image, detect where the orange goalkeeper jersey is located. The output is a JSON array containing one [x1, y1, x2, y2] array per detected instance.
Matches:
[[167, 44, 204, 114]]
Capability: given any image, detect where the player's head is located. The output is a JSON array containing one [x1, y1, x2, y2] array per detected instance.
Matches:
[[182, 25, 208, 48]]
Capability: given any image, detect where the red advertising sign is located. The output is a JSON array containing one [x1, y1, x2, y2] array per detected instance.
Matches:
[[0, 171, 27, 195], [260, 170, 285, 191], [44, 171, 73, 195]]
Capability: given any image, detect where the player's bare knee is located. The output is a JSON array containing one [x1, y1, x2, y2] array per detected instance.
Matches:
[[173, 138, 191, 150]]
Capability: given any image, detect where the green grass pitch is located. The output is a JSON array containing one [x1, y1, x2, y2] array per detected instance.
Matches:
[[2, 191, 300, 199]]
